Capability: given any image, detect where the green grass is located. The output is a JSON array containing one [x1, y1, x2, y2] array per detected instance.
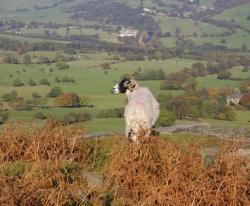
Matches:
[[197, 74, 242, 89], [162, 133, 220, 146], [0, 2, 70, 24], [161, 37, 176, 47], [155, 16, 228, 36], [0, 49, 249, 133], [82, 118, 125, 133], [229, 66, 250, 78], [213, 3, 250, 31], [197, 65, 249, 89], [190, 30, 250, 49], [0, 55, 191, 124], [202, 110, 250, 129], [0, 56, 188, 95], [199, 0, 215, 7], [110, 58, 199, 74], [15, 27, 119, 43], [0, 33, 70, 44], [0, 0, 53, 10]]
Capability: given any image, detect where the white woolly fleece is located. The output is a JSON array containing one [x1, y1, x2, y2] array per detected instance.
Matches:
[[124, 87, 160, 141]]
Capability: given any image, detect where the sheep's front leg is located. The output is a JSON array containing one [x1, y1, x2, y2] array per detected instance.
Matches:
[[125, 123, 136, 142]]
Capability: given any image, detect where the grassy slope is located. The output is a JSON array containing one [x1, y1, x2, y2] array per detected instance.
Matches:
[[0, 0, 53, 10], [0, 54, 191, 129], [202, 111, 250, 129], [197, 75, 242, 88], [155, 16, 228, 36], [199, 0, 215, 7], [197, 65, 248, 89], [213, 3, 250, 30], [190, 30, 250, 48], [0, 33, 70, 44], [230, 66, 250, 78], [0, 49, 248, 133], [0, 0, 249, 133], [156, 15, 250, 49]]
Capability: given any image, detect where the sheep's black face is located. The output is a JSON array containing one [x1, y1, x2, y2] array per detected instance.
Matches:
[[112, 78, 130, 94], [112, 79, 138, 94]]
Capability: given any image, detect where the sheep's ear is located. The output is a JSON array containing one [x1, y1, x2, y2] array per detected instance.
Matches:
[[128, 79, 138, 92]]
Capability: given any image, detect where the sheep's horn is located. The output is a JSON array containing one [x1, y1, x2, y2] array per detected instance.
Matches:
[[128, 80, 138, 92]]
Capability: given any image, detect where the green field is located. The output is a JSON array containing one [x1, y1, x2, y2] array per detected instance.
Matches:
[[0, 55, 195, 99], [157, 15, 250, 49], [196, 66, 249, 89], [199, 0, 215, 7], [155, 16, 228, 36], [9, 27, 120, 43], [0, 53, 196, 133], [197, 75, 243, 89], [0, 0, 250, 134], [0, 33, 70, 44], [230, 66, 250, 78], [190, 30, 250, 49], [213, 3, 250, 31], [0, 50, 249, 133], [202, 110, 250, 130]]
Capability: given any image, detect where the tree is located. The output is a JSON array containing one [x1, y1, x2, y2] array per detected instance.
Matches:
[[54, 93, 80, 107], [181, 77, 197, 92], [34, 112, 47, 120], [2, 91, 17, 102], [61, 112, 91, 125], [44, 29, 50, 37], [23, 54, 31, 65], [240, 92, 250, 108], [32, 98, 47, 109], [54, 76, 61, 83], [9, 98, 31, 111], [133, 69, 166, 81], [214, 104, 236, 121], [2, 54, 19, 64], [62, 76, 75, 83], [28, 79, 37, 86], [175, 28, 181, 37], [0, 111, 8, 125], [47, 87, 63, 98], [242, 66, 249, 72], [100, 63, 111, 70], [160, 80, 179, 90], [80, 96, 91, 107], [217, 70, 232, 80], [98, 108, 124, 118], [156, 110, 176, 127], [241, 44, 247, 52], [220, 39, 226, 44], [39, 78, 50, 86], [32, 92, 41, 99], [240, 81, 250, 93], [169, 96, 190, 120], [56, 60, 69, 70], [37, 56, 50, 64], [13, 79, 24, 87]]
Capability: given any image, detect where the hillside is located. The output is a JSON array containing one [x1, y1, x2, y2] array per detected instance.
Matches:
[[0, 1, 250, 205], [0, 0, 250, 133]]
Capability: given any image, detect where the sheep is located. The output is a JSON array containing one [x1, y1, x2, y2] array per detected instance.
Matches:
[[112, 78, 160, 141]]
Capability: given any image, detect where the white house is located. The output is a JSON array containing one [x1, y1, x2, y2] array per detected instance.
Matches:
[[118, 28, 138, 38], [227, 89, 242, 106]]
